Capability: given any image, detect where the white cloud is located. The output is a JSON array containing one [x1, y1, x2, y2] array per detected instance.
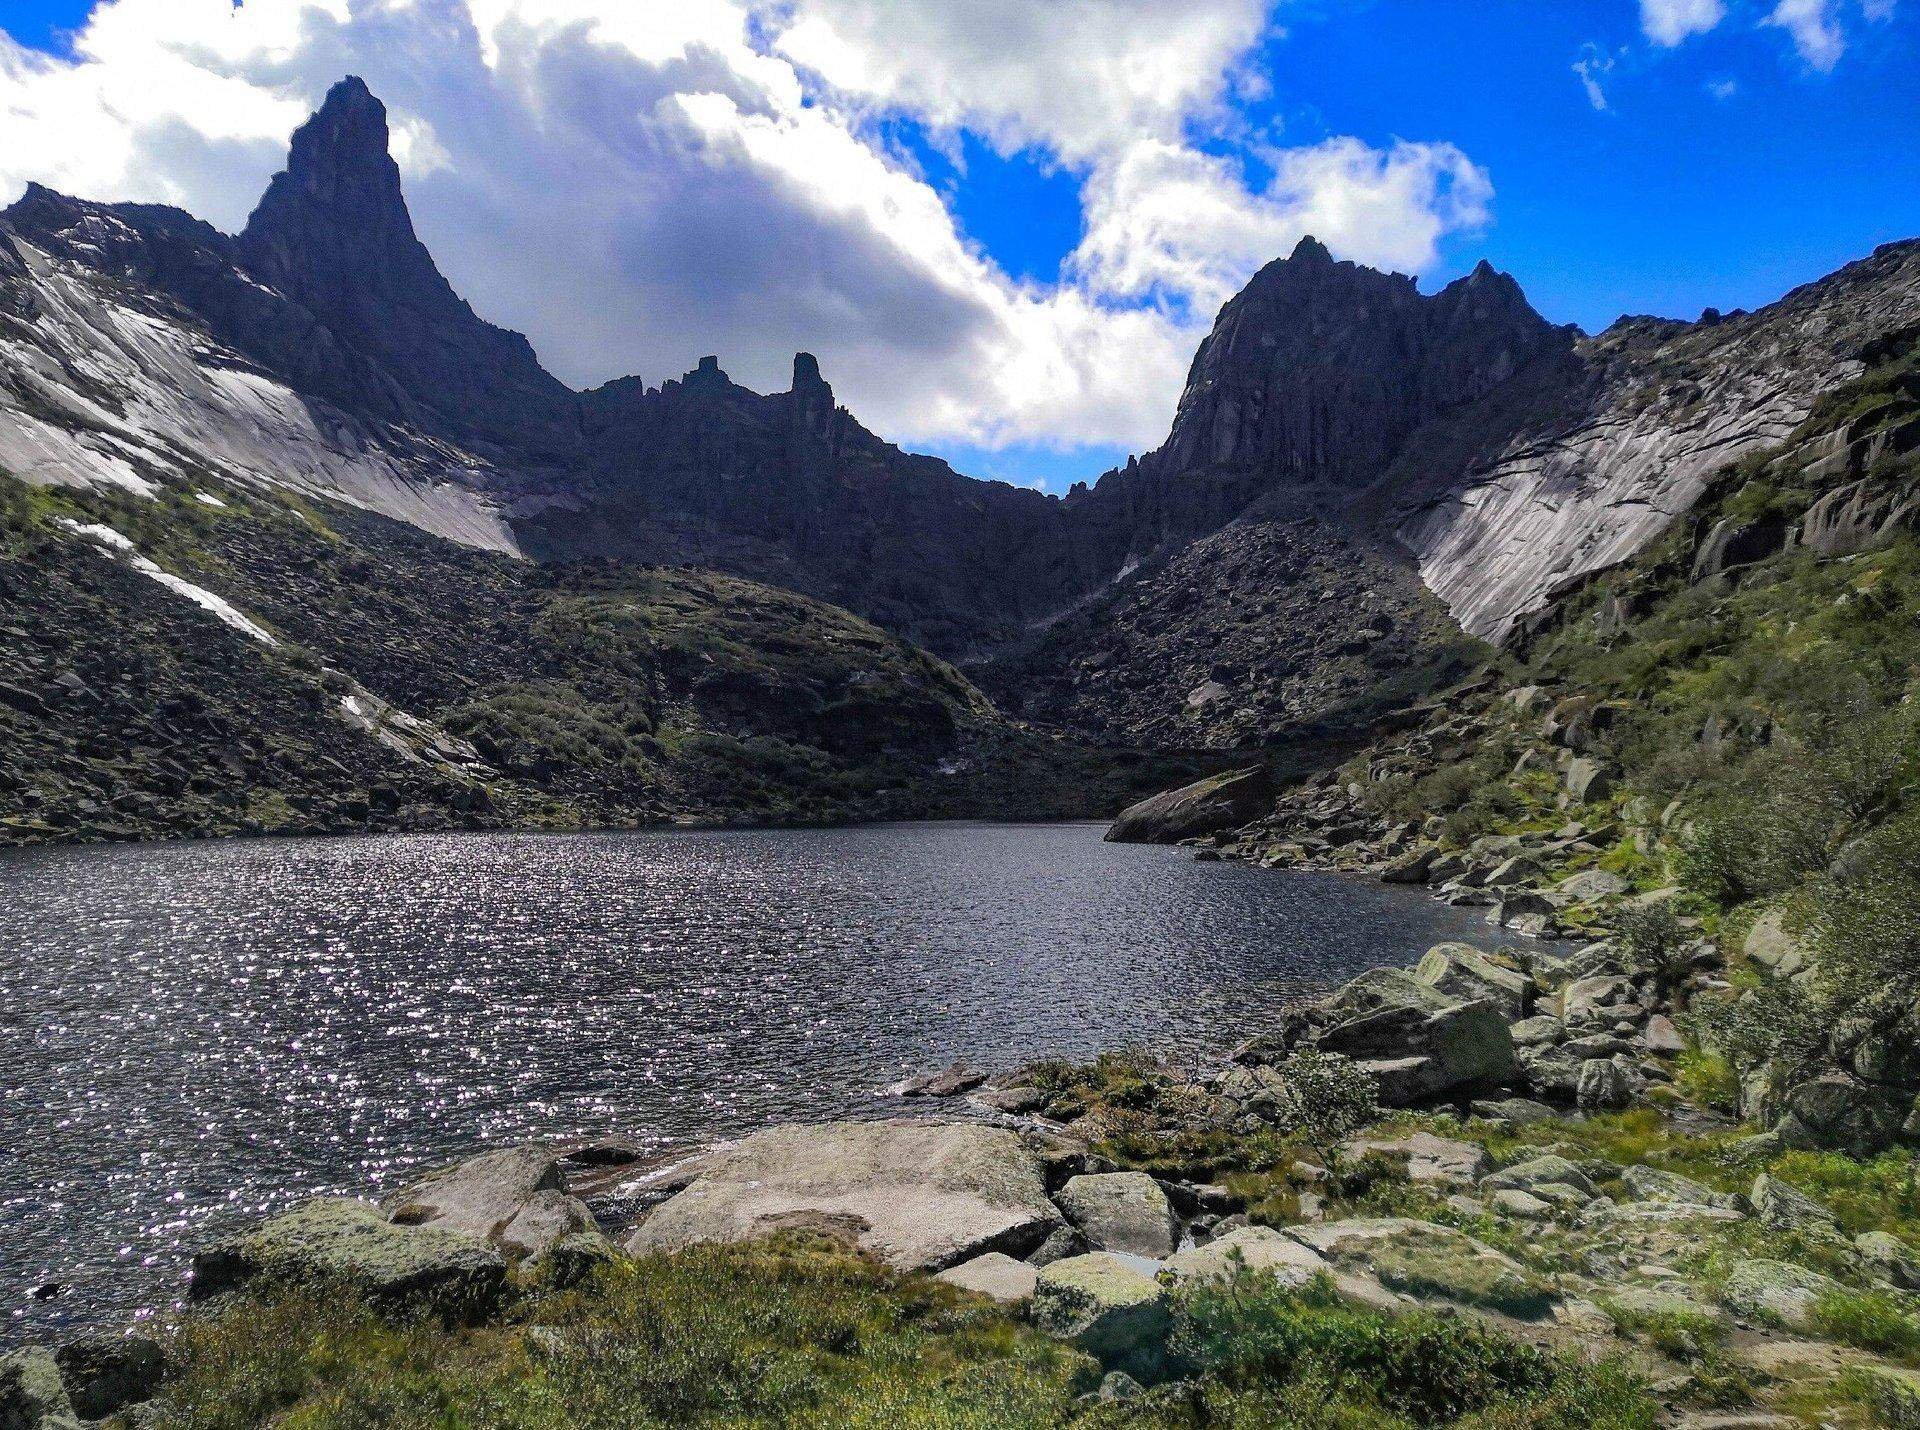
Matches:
[[1765, 0, 1848, 68], [1640, 0, 1727, 45], [1707, 76, 1740, 97], [1573, 45, 1617, 110], [0, 0, 1494, 457]]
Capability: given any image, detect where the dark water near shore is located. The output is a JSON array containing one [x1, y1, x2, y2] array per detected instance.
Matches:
[[1, 821, 1507, 1341]]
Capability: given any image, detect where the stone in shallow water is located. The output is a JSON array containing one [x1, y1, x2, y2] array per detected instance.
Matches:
[[623, 1119, 1061, 1272]]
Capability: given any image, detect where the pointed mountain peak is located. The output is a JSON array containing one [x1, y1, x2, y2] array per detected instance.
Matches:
[[1289, 235, 1333, 265], [792, 351, 825, 390], [235, 76, 572, 449], [248, 75, 408, 241]]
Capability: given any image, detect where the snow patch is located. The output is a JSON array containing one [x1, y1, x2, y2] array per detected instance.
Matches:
[[194, 492, 227, 508], [58, 518, 278, 645]]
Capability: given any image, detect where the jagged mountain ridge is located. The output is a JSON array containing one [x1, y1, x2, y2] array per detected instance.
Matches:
[[4, 75, 1919, 725]]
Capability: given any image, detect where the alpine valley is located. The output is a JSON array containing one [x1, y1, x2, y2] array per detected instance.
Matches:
[[6, 75, 1917, 843], [17, 66, 1920, 1430]]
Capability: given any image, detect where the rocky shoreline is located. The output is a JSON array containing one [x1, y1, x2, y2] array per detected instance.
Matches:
[[15, 883, 1920, 1426], [8, 730, 1919, 1425]]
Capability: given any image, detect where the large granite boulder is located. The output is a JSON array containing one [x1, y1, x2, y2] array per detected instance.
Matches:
[[1414, 943, 1532, 1017], [1031, 1253, 1170, 1379], [1750, 1174, 1839, 1234], [623, 1120, 1062, 1272], [1744, 908, 1809, 979], [0, 1347, 78, 1430], [1719, 1258, 1844, 1333], [188, 1198, 506, 1317], [1105, 766, 1272, 844], [386, 1145, 593, 1259], [1771, 1073, 1907, 1158], [52, 1335, 163, 1421], [1306, 969, 1516, 1105], [1055, 1173, 1179, 1259]]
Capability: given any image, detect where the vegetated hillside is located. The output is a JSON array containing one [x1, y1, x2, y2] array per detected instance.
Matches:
[[0, 470, 1199, 845], [983, 513, 1483, 748], [1222, 330, 1920, 1152]]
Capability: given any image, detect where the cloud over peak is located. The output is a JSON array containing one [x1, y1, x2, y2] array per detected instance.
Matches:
[[0, 0, 1495, 457]]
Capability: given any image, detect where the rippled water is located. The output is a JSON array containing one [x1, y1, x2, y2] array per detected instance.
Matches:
[[1, 821, 1506, 1341]]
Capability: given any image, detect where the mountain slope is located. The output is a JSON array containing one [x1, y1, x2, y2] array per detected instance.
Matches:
[[4, 74, 1919, 770], [0, 470, 1190, 844]]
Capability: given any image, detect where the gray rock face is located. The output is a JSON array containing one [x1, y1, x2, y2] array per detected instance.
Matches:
[[1744, 909, 1809, 979], [1577, 1057, 1635, 1112], [1055, 1173, 1180, 1259], [1481, 1155, 1597, 1200], [623, 1120, 1062, 1272], [1750, 1174, 1839, 1234], [1389, 239, 1920, 642], [1304, 968, 1517, 1105], [386, 1145, 591, 1259], [1719, 1258, 1844, 1332], [1856, 1231, 1920, 1291], [188, 1197, 506, 1317], [1415, 943, 1532, 1017], [1105, 766, 1272, 844], [1620, 1166, 1737, 1211]]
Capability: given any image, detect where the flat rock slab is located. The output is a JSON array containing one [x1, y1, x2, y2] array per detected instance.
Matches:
[[936, 1252, 1040, 1302], [1168, 1227, 1399, 1311], [623, 1119, 1061, 1272], [1289, 1217, 1557, 1320], [1343, 1132, 1491, 1187], [189, 1197, 505, 1317], [1056, 1172, 1179, 1258]]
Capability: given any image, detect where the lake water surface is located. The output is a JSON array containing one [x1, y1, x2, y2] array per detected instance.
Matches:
[[1, 821, 1508, 1340]]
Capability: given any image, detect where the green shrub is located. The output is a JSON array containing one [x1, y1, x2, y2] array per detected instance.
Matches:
[[1167, 1274, 1654, 1427], [1811, 1286, 1920, 1359]]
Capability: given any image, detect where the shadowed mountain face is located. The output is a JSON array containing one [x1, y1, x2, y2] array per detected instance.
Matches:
[[4, 76, 1919, 745]]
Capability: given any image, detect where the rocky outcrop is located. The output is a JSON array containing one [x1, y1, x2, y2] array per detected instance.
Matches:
[[188, 1197, 506, 1317], [1236, 967, 1517, 1107], [983, 514, 1471, 747], [1106, 765, 1273, 844], [623, 1120, 1064, 1272], [385, 1146, 594, 1259]]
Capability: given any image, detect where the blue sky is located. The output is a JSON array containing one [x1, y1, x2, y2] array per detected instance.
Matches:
[[4, 1, 1917, 491]]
